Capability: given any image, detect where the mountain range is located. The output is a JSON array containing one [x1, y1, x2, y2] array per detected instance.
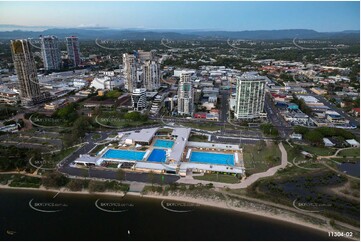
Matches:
[[0, 26, 359, 40]]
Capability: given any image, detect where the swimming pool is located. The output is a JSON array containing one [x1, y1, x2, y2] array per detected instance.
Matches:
[[102, 149, 146, 161], [189, 151, 234, 166], [154, 139, 174, 148], [147, 149, 167, 163]]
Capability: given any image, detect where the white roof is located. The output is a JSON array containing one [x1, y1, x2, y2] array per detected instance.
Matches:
[[346, 139, 360, 145], [168, 127, 191, 162], [323, 138, 334, 145], [127, 127, 159, 143]]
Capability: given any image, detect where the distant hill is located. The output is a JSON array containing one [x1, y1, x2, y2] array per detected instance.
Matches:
[[0, 27, 358, 40]]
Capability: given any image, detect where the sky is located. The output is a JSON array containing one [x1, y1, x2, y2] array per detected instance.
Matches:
[[0, 1, 359, 32]]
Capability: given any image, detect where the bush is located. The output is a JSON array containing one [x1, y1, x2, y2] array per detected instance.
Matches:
[[66, 179, 84, 191], [88, 180, 106, 193], [42, 172, 68, 188]]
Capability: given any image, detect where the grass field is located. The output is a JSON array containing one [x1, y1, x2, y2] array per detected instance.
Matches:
[[242, 141, 281, 175], [89, 144, 107, 156], [338, 148, 360, 157], [193, 173, 240, 184], [283, 142, 305, 163], [8, 175, 42, 188], [188, 134, 208, 142], [300, 145, 335, 156], [41, 147, 78, 168]]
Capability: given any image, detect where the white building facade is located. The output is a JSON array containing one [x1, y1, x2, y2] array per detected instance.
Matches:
[[234, 73, 266, 119], [131, 88, 146, 111], [40, 35, 61, 71], [177, 73, 194, 115]]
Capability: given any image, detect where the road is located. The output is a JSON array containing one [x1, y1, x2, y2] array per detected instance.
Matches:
[[60, 166, 180, 185], [264, 93, 293, 138], [219, 90, 230, 122], [305, 88, 359, 127]]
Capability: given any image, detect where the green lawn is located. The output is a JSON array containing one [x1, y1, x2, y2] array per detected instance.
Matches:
[[89, 144, 107, 156], [283, 142, 305, 163], [9, 175, 42, 188], [193, 173, 240, 184], [188, 134, 208, 142], [92, 133, 101, 140], [96, 114, 158, 128], [338, 148, 360, 157], [0, 174, 14, 185], [242, 141, 281, 175], [41, 147, 78, 168], [300, 145, 335, 156]]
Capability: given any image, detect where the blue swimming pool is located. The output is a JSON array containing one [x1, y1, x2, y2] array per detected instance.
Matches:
[[154, 139, 174, 148], [102, 149, 146, 161], [189, 151, 235, 166], [147, 149, 167, 163]]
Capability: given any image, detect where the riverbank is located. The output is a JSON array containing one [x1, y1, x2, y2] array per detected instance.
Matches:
[[141, 193, 334, 236], [0, 184, 126, 197], [1, 184, 359, 240]]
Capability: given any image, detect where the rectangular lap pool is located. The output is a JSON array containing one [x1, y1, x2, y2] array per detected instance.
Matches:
[[102, 149, 146, 161], [154, 139, 174, 148], [147, 149, 167, 163], [189, 151, 234, 166]]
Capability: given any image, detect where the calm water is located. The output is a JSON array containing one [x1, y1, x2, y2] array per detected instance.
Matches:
[[338, 162, 360, 177], [0, 189, 337, 241]]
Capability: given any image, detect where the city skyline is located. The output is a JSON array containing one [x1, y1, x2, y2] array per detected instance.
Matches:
[[0, 1, 359, 32]]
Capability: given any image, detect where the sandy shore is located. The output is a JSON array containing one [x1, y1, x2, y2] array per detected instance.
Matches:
[[140, 193, 332, 234], [0, 184, 126, 197], [1, 185, 359, 240]]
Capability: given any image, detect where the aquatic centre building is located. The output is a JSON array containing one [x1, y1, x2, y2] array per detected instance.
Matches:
[[74, 127, 244, 176]]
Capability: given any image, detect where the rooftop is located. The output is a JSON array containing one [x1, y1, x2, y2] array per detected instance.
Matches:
[[127, 127, 159, 143], [169, 127, 192, 162]]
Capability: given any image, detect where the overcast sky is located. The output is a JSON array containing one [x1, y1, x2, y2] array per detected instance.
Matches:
[[0, 1, 359, 32]]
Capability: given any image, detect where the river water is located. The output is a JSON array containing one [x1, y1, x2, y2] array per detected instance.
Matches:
[[0, 189, 337, 241]]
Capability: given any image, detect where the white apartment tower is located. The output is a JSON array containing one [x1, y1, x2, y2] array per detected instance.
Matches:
[[234, 73, 266, 119], [123, 50, 160, 92], [123, 53, 138, 92], [40, 35, 61, 71], [66, 36, 81, 67], [143, 60, 160, 91], [177, 73, 194, 115], [131, 88, 147, 111]]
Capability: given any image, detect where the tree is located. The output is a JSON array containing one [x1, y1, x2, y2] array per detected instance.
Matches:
[[66, 179, 84, 191], [148, 171, 156, 186], [88, 180, 106, 193], [304, 131, 324, 144], [116, 169, 126, 181], [294, 126, 310, 135], [42, 172, 68, 188]]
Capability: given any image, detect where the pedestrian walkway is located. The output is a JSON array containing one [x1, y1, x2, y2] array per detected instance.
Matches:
[[128, 182, 146, 193]]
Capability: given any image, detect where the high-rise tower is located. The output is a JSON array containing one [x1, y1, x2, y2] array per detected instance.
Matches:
[[177, 73, 194, 115], [66, 36, 81, 67], [234, 73, 266, 119], [40, 35, 61, 71], [10, 39, 42, 105]]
